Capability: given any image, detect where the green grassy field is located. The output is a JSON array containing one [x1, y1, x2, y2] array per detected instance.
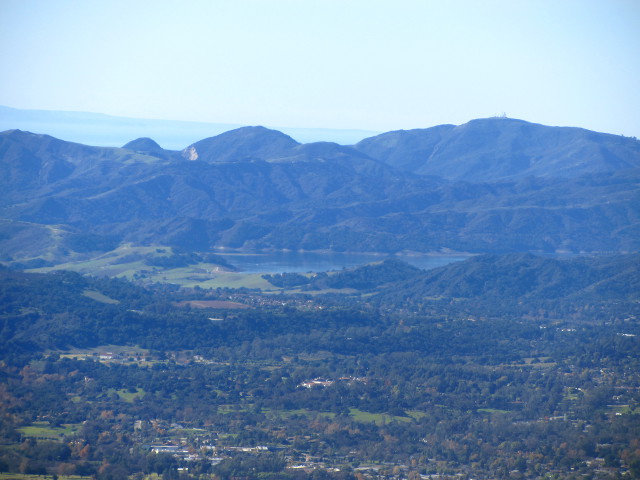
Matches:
[[18, 422, 81, 441], [28, 244, 281, 290], [405, 409, 428, 420], [146, 267, 274, 289], [56, 345, 150, 358], [477, 408, 511, 414], [107, 387, 146, 402], [348, 408, 413, 425]]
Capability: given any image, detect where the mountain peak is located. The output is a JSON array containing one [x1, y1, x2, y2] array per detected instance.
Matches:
[[122, 137, 165, 154], [182, 126, 299, 163], [1, 129, 53, 142], [356, 118, 640, 181]]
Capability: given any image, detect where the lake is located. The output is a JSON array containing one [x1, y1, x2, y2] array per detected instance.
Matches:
[[215, 251, 470, 273]]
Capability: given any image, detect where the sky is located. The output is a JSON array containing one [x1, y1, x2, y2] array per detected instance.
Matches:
[[1, 0, 639, 137]]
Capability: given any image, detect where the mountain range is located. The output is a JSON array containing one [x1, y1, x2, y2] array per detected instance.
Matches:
[[1, 117, 639, 267]]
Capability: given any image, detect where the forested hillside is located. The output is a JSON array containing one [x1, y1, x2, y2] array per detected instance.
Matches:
[[375, 253, 640, 303]]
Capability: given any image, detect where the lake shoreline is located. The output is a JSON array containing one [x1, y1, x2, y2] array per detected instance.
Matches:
[[212, 250, 472, 274], [211, 247, 477, 258]]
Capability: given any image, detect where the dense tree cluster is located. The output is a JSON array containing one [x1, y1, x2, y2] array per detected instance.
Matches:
[[263, 259, 424, 291]]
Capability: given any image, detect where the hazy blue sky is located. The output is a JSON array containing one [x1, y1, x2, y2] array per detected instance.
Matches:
[[1, 0, 639, 137]]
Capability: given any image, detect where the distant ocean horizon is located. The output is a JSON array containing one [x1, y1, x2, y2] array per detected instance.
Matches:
[[0, 105, 379, 149]]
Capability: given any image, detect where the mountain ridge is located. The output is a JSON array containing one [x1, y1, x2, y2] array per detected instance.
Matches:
[[0, 118, 638, 266], [182, 126, 300, 163], [355, 117, 640, 181], [374, 252, 640, 304]]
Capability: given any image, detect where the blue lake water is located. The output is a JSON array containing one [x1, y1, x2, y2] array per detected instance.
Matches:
[[216, 251, 470, 273]]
